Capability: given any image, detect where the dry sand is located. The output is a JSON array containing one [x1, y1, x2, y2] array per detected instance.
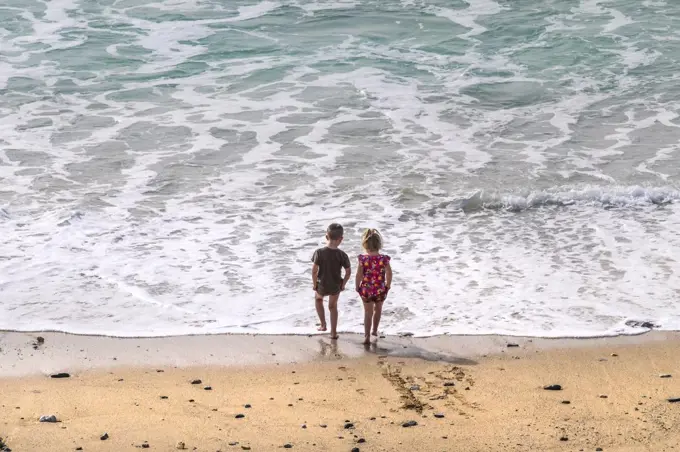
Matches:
[[1, 332, 680, 451]]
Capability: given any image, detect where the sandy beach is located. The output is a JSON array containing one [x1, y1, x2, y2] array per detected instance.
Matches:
[[1, 332, 680, 451]]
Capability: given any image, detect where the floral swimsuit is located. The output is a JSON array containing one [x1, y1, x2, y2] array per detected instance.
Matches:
[[357, 254, 391, 302]]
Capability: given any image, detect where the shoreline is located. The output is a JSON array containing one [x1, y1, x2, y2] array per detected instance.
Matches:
[[1, 329, 677, 378]]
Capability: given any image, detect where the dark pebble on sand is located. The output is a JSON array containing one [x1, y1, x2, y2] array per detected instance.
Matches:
[[118, 379, 124, 382], [39, 415, 57, 423], [301, 424, 306, 429], [402, 421, 418, 428], [156, 369, 164, 373], [235, 414, 245, 419], [357, 438, 366, 444], [544, 385, 562, 391], [191, 379, 202, 385], [660, 374, 672, 378], [560, 436, 568, 441], [228, 442, 238, 446], [100, 433, 109, 441], [596, 448, 603, 451], [507, 343, 519, 348], [244, 404, 251, 408], [283, 444, 292, 449], [561, 401, 571, 404], [189, 399, 194, 403], [37, 337, 45, 344], [344, 423, 354, 429], [443, 382, 455, 387], [288, 404, 293, 407], [160, 396, 168, 399], [141, 443, 150, 449], [320, 424, 327, 428], [204, 386, 212, 391], [668, 397, 680, 403], [51, 373, 70, 379], [434, 413, 445, 418], [599, 395, 608, 399], [369, 417, 376, 421], [76, 448, 82, 451]]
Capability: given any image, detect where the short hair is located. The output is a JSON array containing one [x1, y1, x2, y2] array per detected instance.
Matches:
[[362, 228, 382, 252], [326, 223, 344, 241]]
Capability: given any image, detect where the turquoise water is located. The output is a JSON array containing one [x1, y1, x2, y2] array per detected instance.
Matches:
[[1, 0, 680, 337]]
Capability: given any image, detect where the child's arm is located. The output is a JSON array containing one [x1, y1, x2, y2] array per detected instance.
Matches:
[[355, 263, 363, 292], [385, 262, 392, 290], [341, 264, 351, 291], [312, 263, 319, 291]]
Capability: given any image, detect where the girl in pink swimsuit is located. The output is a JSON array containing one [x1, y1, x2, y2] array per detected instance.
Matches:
[[355, 229, 393, 344]]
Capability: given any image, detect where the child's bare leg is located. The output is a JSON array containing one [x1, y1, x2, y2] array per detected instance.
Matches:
[[328, 294, 339, 339], [362, 299, 372, 344], [372, 301, 383, 336], [315, 294, 326, 331]]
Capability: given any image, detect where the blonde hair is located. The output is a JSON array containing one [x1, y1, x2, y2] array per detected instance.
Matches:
[[362, 228, 383, 252]]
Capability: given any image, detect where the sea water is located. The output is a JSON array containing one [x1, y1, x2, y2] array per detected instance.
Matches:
[[1, 0, 679, 337]]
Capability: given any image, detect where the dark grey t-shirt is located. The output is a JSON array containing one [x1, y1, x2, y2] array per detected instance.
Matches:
[[312, 247, 351, 295]]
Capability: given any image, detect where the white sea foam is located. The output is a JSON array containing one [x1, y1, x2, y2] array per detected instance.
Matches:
[[1, 0, 680, 338]]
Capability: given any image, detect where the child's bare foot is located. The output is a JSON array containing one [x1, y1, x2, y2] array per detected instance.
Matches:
[[330, 333, 339, 340], [371, 331, 378, 336], [362, 335, 371, 345], [317, 324, 327, 332]]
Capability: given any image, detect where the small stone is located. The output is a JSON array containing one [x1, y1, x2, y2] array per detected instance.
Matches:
[[320, 424, 327, 428], [76, 448, 83, 451], [141, 444, 150, 449], [301, 424, 306, 429], [668, 397, 680, 403], [543, 385, 562, 391], [434, 413, 445, 418], [241, 447, 251, 451], [100, 433, 109, 441], [51, 373, 70, 379], [402, 420, 418, 427], [189, 399, 195, 403], [596, 448, 603, 451], [357, 438, 366, 443], [283, 445, 292, 449], [344, 423, 354, 429], [561, 401, 571, 404], [443, 382, 455, 387], [410, 385, 420, 391], [228, 442, 238, 446], [507, 343, 519, 347], [39, 415, 57, 423], [37, 337, 45, 344], [244, 404, 251, 408], [235, 414, 245, 419], [352, 448, 360, 452], [176, 442, 186, 450], [660, 374, 672, 378], [599, 395, 608, 399], [559, 436, 568, 441], [611, 353, 618, 357], [191, 379, 202, 385], [156, 369, 164, 373], [369, 417, 376, 420], [204, 386, 212, 391], [160, 396, 168, 399], [118, 379, 124, 382]]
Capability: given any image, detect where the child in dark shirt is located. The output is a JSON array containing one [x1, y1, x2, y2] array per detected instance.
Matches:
[[311, 223, 351, 340]]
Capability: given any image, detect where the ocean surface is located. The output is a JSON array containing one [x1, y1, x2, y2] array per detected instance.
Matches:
[[1, 0, 679, 338]]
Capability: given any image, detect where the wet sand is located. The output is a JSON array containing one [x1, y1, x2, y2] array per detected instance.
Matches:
[[1, 331, 679, 451]]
